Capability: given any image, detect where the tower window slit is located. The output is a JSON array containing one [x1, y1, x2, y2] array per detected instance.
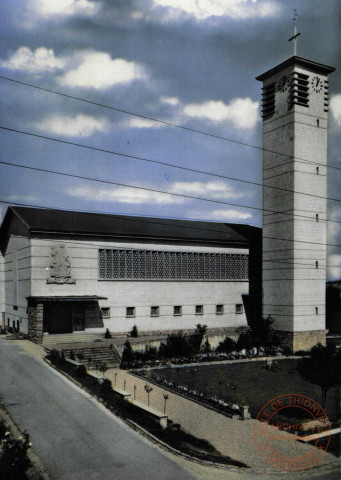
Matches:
[[316, 214, 319, 222], [316, 166, 319, 175], [315, 261, 319, 269]]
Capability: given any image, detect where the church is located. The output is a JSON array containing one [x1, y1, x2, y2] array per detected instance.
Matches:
[[0, 54, 335, 351], [0, 206, 261, 344]]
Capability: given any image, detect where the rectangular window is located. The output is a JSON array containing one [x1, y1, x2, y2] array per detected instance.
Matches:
[[126, 307, 135, 318], [98, 248, 248, 281], [151, 306, 159, 317], [101, 307, 110, 318], [173, 306, 182, 316], [235, 304, 244, 314], [216, 305, 224, 315], [195, 305, 203, 315]]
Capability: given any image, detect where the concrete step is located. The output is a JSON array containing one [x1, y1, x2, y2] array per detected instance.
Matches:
[[43, 333, 103, 346], [60, 345, 121, 369]]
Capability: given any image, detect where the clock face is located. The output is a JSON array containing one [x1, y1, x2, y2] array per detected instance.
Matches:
[[277, 74, 290, 93], [311, 75, 323, 93]]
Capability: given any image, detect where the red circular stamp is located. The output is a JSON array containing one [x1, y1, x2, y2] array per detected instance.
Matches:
[[253, 393, 331, 471]]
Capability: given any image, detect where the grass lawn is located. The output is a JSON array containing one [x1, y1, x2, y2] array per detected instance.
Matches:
[[156, 359, 340, 420]]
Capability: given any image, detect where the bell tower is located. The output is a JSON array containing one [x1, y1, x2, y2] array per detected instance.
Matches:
[[256, 56, 335, 352]]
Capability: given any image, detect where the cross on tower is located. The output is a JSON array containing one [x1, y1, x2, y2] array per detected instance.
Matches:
[[288, 9, 301, 55]]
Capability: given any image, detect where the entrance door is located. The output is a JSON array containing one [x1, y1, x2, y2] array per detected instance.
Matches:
[[45, 303, 73, 334]]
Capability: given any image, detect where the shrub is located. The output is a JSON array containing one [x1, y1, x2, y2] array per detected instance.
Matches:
[[0, 428, 31, 479], [76, 365, 87, 377], [130, 325, 139, 338], [69, 350, 75, 360], [104, 328, 112, 339], [203, 338, 211, 353], [100, 378, 112, 394], [159, 332, 189, 358], [121, 340, 134, 367], [216, 336, 236, 354]]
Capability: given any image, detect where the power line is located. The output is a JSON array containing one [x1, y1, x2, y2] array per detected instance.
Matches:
[[1, 156, 341, 227], [0, 74, 340, 171], [1, 126, 340, 205], [1, 199, 341, 249]]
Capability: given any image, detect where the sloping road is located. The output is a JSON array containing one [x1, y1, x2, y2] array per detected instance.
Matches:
[[0, 339, 195, 480]]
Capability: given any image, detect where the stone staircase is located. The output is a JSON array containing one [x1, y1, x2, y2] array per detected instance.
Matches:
[[43, 333, 103, 346], [48, 342, 121, 369]]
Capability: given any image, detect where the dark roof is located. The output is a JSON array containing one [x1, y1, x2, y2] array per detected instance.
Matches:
[[0, 206, 260, 247], [256, 56, 335, 82]]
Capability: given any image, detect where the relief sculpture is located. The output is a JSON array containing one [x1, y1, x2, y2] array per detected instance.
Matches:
[[47, 244, 76, 284]]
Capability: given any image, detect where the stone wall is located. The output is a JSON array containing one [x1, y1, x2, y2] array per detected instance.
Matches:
[[276, 329, 326, 352], [27, 303, 44, 344]]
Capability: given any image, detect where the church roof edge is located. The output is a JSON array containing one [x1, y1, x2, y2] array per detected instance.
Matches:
[[256, 56, 335, 82]]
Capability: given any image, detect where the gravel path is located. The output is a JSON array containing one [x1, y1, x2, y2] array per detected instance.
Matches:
[[104, 368, 337, 475]]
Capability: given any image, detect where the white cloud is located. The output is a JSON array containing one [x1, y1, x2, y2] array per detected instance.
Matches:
[[35, 114, 110, 137], [169, 181, 244, 199], [152, 0, 280, 20], [330, 94, 341, 127], [34, 0, 100, 18], [161, 96, 180, 106], [327, 254, 341, 281], [183, 98, 260, 129], [0, 46, 65, 73], [58, 51, 147, 89], [126, 118, 166, 129], [190, 208, 252, 221], [67, 185, 184, 205]]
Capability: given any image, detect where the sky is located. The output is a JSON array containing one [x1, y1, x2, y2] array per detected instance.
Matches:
[[0, 0, 340, 279]]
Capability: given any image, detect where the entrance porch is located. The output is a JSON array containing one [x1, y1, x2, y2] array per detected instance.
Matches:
[[27, 296, 107, 344]]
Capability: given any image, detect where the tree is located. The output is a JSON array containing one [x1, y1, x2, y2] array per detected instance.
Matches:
[[121, 340, 134, 367], [188, 324, 207, 354], [130, 325, 139, 338], [297, 343, 341, 409], [159, 332, 189, 358]]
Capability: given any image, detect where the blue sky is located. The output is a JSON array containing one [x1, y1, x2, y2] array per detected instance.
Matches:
[[0, 0, 340, 278]]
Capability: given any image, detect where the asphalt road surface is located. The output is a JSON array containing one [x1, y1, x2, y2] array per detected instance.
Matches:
[[0, 339, 195, 480]]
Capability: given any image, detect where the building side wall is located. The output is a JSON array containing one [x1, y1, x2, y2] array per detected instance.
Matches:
[[30, 238, 249, 334], [3, 236, 31, 333], [0, 252, 4, 327]]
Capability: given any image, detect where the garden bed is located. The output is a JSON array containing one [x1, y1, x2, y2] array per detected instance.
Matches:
[[46, 354, 248, 468]]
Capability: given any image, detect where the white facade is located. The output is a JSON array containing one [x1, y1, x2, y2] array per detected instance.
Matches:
[[0, 209, 253, 340]]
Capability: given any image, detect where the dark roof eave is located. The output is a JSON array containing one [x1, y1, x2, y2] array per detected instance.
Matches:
[[27, 295, 107, 302], [256, 56, 335, 82]]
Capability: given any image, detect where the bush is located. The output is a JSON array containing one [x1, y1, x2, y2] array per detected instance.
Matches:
[[69, 350, 75, 360], [130, 325, 139, 338], [104, 328, 112, 339], [159, 332, 189, 358], [216, 337, 236, 354], [121, 340, 134, 367], [100, 378, 112, 394], [76, 365, 87, 377], [0, 428, 31, 479]]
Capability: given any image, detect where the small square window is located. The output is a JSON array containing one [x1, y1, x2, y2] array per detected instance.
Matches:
[[235, 304, 244, 314], [216, 305, 224, 315], [151, 306, 159, 317], [173, 306, 182, 316], [126, 307, 135, 318], [101, 307, 110, 318], [195, 305, 203, 315]]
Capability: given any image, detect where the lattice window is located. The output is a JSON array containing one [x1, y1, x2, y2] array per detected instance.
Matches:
[[98, 248, 248, 281], [176, 252, 182, 279], [188, 252, 193, 278], [193, 253, 199, 279], [146, 251, 152, 279], [204, 254, 210, 279], [133, 251, 139, 278], [170, 252, 176, 278], [139, 251, 146, 278], [158, 251, 163, 279], [119, 250, 125, 278], [198, 254, 204, 279], [164, 252, 170, 279], [112, 250, 119, 278], [182, 252, 188, 279], [99, 249, 105, 278], [126, 307, 135, 317], [195, 305, 203, 315], [216, 304, 224, 315], [105, 250, 112, 279], [126, 250, 132, 278], [215, 254, 221, 280], [174, 305, 182, 316], [152, 252, 158, 278], [151, 306, 159, 317]]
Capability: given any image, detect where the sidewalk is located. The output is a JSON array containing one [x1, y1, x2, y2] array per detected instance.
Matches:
[[103, 368, 337, 474]]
